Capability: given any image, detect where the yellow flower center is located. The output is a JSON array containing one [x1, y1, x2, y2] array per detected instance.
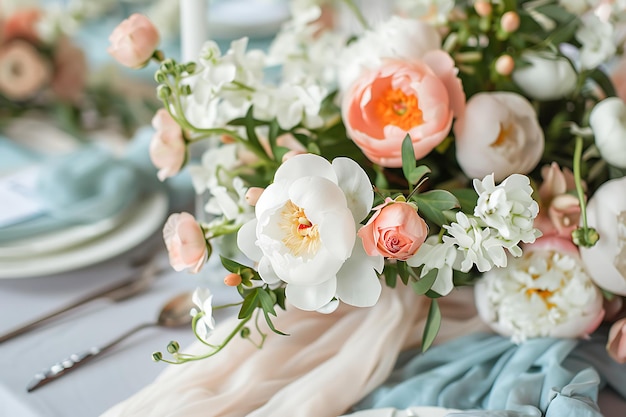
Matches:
[[279, 200, 320, 257], [526, 288, 556, 309], [491, 123, 513, 147], [375, 88, 423, 130]]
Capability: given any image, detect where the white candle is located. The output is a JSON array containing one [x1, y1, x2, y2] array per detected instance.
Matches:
[[180, 0, 208, 62]]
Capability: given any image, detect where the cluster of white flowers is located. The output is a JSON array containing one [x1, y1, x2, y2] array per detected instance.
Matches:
[[475, 247, 603, 343], [408, 173, 540, 296], [190, 287, 216, 341]]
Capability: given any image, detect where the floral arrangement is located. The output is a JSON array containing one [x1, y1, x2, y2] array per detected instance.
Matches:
[[108, 0, 626, 365]]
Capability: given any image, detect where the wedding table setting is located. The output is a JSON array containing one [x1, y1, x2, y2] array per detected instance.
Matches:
[[2, 0, 626, 416]]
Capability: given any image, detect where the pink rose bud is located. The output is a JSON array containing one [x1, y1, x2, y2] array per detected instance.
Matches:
[[107, 13, 160, 69], [245, 187, 264, 206], [495, 55, 515, 76], [358, 198, 428, 261], [224, 273, 243, 287], [501, 11, 520, 33], [607, 318, 626, 364], [163, 212, 208, 274], [150, 109, 186, 181], [474, 1, 493, 17]]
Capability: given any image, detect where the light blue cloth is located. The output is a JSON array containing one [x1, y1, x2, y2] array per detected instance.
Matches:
[[0, 126, 193, 243], [352, 328, 626, 417]]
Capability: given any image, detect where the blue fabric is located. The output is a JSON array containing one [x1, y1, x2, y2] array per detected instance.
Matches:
[[352, 327, 626, 417]]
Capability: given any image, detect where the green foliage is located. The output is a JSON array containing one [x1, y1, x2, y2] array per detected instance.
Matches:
[[422, 299, 441, 352], [411, 190, 460, 226]]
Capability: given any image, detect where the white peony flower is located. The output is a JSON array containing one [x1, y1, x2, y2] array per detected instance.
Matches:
[[473, 173, 541, 244], [190, 287, 216, 341], [454, 92, 545, 181], [589, 97, 626, 168], [512, 51, 578, 101], [579, 176, 626, 295], [475, 238, 604, 343], [237, 154, 382, 311], [576, 13, 617, 69], [407, 236, 457, 296]]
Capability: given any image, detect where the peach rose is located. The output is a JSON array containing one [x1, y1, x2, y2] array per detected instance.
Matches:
[[0, 40, 50, 100], [150, 109, 186, 181], [107, 13, 160, 69], [358, 198, 428, 260], [342, 53, 464, 167], [607, 318, 626, 364], [454, 92, 544, 181], [163, 212, 208, 273], [2, 8, 41, 44], [51, 37, 87, 103]]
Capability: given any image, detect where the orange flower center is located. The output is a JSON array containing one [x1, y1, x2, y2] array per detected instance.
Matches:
[[526, 288, 556, 309], [491, 123, 513, 147], [375, 88, 423, 130]]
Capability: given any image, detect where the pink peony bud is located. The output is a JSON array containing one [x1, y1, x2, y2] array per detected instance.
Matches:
[[163, 212, 208, 274], [495, 55, 515, 76], [150, 109, 186, 181], [474, 1, 493, 17], [244, 187, 264, 206], [501, 11, 520, 33], [224, 273, 243, 287], [607, 318, 626, 364], [107, 13, 160, 69]]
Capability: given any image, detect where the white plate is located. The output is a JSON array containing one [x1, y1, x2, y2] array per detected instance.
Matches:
[[208, 0, 290, 40], [0, 192, 169, 279]]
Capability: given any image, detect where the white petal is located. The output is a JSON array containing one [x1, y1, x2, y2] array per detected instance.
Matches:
[[286, 278, 337, 311], [316, 299, 339, 314], [318, 209, 356, 260], [289, 176, 348, 220], [336, 242, 383, 307], [237, 219, 262, 261], [430, 266, 454, 296], [255, 181, 288, 218], [274, 153, 337, 184], [332, 157, 374, 222], [258, 257, 282, 285]]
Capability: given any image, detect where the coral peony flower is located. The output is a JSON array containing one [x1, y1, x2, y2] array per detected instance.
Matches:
[[512, 51, 577, 101], [475, 236, 604, 343], [107, 13, 160, 69], [454, 92, 544, 181], [358, 198, 428, 261], [607, 318, 626, 364], [579, 176, 626, 295], [589, 97, 626, 168], [163, 212, 208, 273], [0, 40, 50, 101], [342, 54, 464, 167], [150, 109, 186, 181], [237, 154, 383, 311], [2, 8, 42, 43]]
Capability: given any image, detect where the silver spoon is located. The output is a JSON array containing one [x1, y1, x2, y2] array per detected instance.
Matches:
[[26, 291, 195, 392]]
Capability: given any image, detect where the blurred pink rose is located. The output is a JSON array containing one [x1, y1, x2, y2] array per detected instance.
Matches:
[[454, 92, 544, 181], [358, 198, 428, 260], [607, 318, 626, 363], [163, 212, 208, 273], [51, 37, 87, 103], [2, 8, 41, 43], [107, 13, 160, 69], [342, 53, 464, 167], [0, 40, 50, 100], [535, 163, 581, 239], [150, 109, 186, 181]]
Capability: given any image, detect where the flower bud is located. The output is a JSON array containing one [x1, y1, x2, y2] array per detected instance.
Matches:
[[501, 11, 520, 33], [245, 187, 264, 206], [224, 273, 243, 287], [495, 55, 514, 76], [589, 97, 626, 168], [166, 341, 180, 354], [512, 52, 577, 101], [474, 0, 492, 16], [240, 327, 251, 338], [157, 84, 172, 100], [151, 352, 163, 362]]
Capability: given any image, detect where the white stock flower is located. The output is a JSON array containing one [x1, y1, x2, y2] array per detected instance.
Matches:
[[473, 173, 541, 244], [454, 92, 544, 181], [475, 242, 604, 343], [191, 287, 216, 341], [237, 154, 382, 311], [205, 177, 253, 225], [576, 14, 616, 69], [589, 97, 626, 168], [407, 236, 457, 295], [512, 51, 577, 100], [270, 83, 326, 130], [188, 144, 239, 194]]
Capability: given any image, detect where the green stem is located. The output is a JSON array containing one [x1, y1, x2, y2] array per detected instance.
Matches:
[[573, 136, 588, 230]]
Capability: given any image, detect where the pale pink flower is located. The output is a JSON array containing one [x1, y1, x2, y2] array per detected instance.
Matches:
[[0, 40, 50, 101], [163, 212, 208, 274], [107, 13, 160, 69], [358, 198, 428, 261], [244, 187, 264, 206], [610, 57, 626, 103], [454, 91, 544, 181], [51, 37, 87, 103], [500, 11, 520, 33], [535, 162, 581, 239], [342, 53, 464, 167], [149, 109, 186, 181], [608, 318, 626, 364], [2, 8, 41, 43]]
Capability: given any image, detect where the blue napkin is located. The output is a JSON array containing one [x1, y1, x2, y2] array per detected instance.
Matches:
[[351, 327, 626, 416]]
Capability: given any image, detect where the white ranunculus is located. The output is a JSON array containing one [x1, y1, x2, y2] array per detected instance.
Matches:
[[576, 13, 616, 69], [237, 154, 382, 311], [512, 52, 578, 101], [589, 97, 626, 168], [579, 176, 626, 295], [475, 238, 604, 343], [454, 92, 544, 181]]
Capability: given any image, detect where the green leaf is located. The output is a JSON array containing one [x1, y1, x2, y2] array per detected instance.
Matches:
[[220, 256, 252, 274], [450, 188, 478, 214], [238, 289, 260, 319], [412, 190, 460, 226], [274, 288, 287, 310], [422, 299, 441, 352], [384, 264, 398, 288], [257, 288, 277, 316], [397, 261, 410, 286], [588, 68, 617, 98], [534, 4, 577, 24], [262, 310, 289, 336], [401, 135, 432, 185], [411, 268, 437, 295]]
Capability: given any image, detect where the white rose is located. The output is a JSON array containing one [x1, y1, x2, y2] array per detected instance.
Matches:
[[589, 97, 626, 168], [579, 176, 626, 295], [512, 52, 577, 101], [454, 92, 544, 181]]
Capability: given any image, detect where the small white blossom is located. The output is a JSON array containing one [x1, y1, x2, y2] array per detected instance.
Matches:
[[407, 236, 457, 295], [576, 13, 617, 69], [190, 287, 216, 341]]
